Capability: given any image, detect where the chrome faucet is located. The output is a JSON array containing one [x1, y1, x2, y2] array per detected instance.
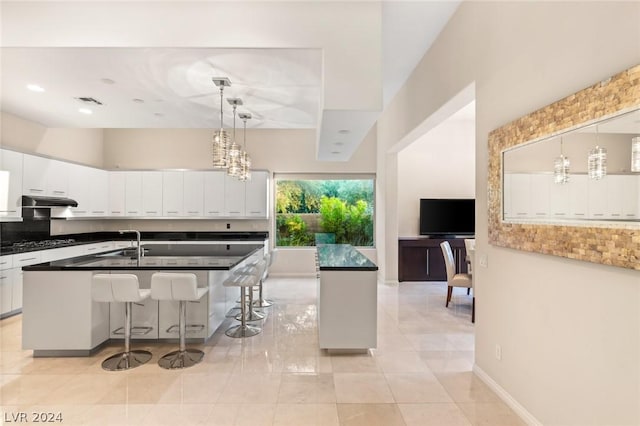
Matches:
[[118, 229, 142, 260]]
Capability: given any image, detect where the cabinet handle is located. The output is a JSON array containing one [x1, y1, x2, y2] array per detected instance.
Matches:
[[87, 247, 97, 251], [593, 214, 604, 217], [535, 212, 546, 216], [52, 190, 65, 194], [208, 211, 219, 214], [75, 210, 88, 214], [166, 211, 178, 214], [250, 211, 261, 214], [517, 212, 527, 215], [554, 213, 565, 216], [187, 211, 199, 214], [229, 211, 240, 214], [127, 211, 138, 214], [29, 188, 44, 192], [574, 213, 585, 216], [145, 211, 158, 214], [426, 249, 430, 275], [611, 214, 621, 217], [19, 257, 37, 262], [92, 211, 105, 214], [0, 275, 7, 280], [111, 211, 121, 214]]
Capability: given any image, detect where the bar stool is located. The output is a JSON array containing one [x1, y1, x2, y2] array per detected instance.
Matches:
[[91, 274, 153, 371], [253, 250, 276, 308], [224, 260, 266, 338], [151, 272, 208, 369], [235, 261, 266, 322]]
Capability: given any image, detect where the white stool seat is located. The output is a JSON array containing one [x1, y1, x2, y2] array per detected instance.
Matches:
[[224, 260, 267, 338], [150, 272, 208, 369], [91, 273, 152, 371]]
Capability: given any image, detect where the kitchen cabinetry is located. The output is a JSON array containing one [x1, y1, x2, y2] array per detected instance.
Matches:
[[0, 149, 23, 219], [245, 171, 269, 218], [142, 172, 163, 216], [68, 164, 92, 216], [204, 171, 225, 217], [23, 155, 69, 197], [125, 172, 143, 216], [224, 174, 245, 216], [162, 171, 183, 216], [398, 237, 468, 282], [89, 169, 108, 216], [108, 172, 126, 216], [184, 172, 204, 216]]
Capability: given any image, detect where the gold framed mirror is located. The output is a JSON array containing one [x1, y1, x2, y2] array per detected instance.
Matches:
[[488, 64, 640, 270]]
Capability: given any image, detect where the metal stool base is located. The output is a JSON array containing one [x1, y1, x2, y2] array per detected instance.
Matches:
[[101, 350, 152, 371], [252, 298, 273, 308], [225, 324, 261, 338], [158, 349, 204, 369], [235, 309, 265, 322]]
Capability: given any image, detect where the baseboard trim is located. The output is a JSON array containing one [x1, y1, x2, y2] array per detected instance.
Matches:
[[269, 272, 316, 279], [473, 364, 542, 426], [384, 279, 399, 286]]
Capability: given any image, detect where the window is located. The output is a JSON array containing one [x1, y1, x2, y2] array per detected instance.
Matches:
[[275, 175, 375, 247]]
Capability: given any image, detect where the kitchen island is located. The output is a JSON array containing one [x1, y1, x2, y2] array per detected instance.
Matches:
[[22, 243, 264, 356], [316, 244, 378, 352]]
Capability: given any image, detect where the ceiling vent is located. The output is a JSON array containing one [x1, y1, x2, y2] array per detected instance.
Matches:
[[76, 97, 103, 105]]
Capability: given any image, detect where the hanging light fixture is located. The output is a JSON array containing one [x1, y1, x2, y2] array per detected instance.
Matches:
[[588, 126, 607, 180], [631, 136, 640, 173], [554, 137, 570, 184], [226, 98, 243, 178], [238, 112, 252, 182], [212, 78, 231, 169]]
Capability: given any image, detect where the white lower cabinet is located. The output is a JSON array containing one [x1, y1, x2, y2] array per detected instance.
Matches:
[[0, 269, 13, 315]]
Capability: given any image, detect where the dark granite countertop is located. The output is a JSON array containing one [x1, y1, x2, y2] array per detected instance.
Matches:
[[23, 243, 264, 271], [316, 244, 378, 271], [0, 231, 268, 256]]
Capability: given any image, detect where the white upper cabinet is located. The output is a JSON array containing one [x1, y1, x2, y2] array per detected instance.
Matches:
[[22, 154, 69, 197], [109, 172, 126, 216], [67, 163, 92, 216], [0, 149, 23, 218], [204, 171, 225, 217], [184, 172, 204, 216], [142, 172, 163, 216], [224, 174, 245, 217], [509, 174, 531, 218], [568, 174, 589, 219], [529, 174, 550, 218], [162, 171, 183, 217], [125, 172, 143, 216], [587, 178, 607, 219], [89, 168, 109, 216], [245, 171, 269, 218], [548, 177, 571, 218]]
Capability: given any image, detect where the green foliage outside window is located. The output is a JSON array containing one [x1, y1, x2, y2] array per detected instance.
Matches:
[[275, 179, 374, 247]]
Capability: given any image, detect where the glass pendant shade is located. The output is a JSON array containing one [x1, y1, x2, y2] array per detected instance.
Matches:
[[632, 136, 640, 173], [212, 129, 229, 168], [227, 141, 242, 177], [554, 155, 570, 184], [240, 152, 252, 181], [588, 146, 607, 180]]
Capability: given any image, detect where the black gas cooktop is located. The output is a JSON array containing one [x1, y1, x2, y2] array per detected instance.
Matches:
[[1, 238, 77, 255]]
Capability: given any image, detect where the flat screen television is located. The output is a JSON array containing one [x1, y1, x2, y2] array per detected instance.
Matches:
[[419, 198, 475, 236]]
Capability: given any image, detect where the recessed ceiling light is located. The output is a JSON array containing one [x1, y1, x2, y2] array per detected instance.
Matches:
[[101, 78, 116, 85], [132, 98, 144, 103], [338, 129, 350, 134], [26, 84, 45, 92], [154, 112, 164, 117], [78, 108, 93, 115]]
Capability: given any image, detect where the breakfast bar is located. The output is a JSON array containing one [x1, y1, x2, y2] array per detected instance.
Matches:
[[21, 243, 265, 356]]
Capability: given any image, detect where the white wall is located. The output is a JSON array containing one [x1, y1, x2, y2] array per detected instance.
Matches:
[[377, 1, 640, 424], [397, 118, 475, 236], [1, 112, 104, 167]]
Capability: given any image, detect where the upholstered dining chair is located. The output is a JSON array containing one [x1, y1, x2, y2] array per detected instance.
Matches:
[[440, 241, 474, 323]]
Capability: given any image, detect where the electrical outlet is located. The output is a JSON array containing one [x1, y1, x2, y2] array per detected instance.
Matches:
[[479, 254, 488, 267], [495, 344, 502, 361], [226, 223, 231, 229]]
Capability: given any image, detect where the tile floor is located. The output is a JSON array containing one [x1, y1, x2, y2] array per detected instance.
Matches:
[[0, 278, 525, 425]]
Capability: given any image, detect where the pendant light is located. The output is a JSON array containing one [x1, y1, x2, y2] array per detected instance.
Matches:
[[631, 136, 640, 173], [226, 98, 243, 177], [554, 137, 570, 184], [212, 78, 231, 169], [238, 112, 252, 182], [588, 126, 607, 180]]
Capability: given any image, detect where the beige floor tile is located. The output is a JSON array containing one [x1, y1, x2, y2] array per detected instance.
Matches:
[[218, 373, 282, 404], [333, 373, 394, 403], [0, 374, 73, 405], [385, 372, 453, 403], [204, 403, 242, 426], [398, 403, 472, 426], [277, 373, 336, 403], [157, 372, 230, 404], [373, 351, 431, 373], [336, 403, 406, 426], [375, 333, 415, 351], [140, 403, 214, 425], [233, 403, 277, 426], [330, 353, 380, 373], [102, 372, 181, 404], [63, 403, 152, 425], [457, 402, 528, 426], [435, 372, 501, 403], [40, 373, 126, 405], [273, 403, 339, 426], [405, 333, 456, 351], [419, 351, 474, 374]]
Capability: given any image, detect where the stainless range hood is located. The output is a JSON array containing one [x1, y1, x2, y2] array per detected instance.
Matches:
[[22, 195, 78, 208]]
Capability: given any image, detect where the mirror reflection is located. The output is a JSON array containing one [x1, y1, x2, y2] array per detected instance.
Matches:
[[502, 108, 640, 222]]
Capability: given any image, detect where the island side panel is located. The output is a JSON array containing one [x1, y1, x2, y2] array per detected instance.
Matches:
[[318, 269, 377, 350], [22, 271, 109, 354]]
